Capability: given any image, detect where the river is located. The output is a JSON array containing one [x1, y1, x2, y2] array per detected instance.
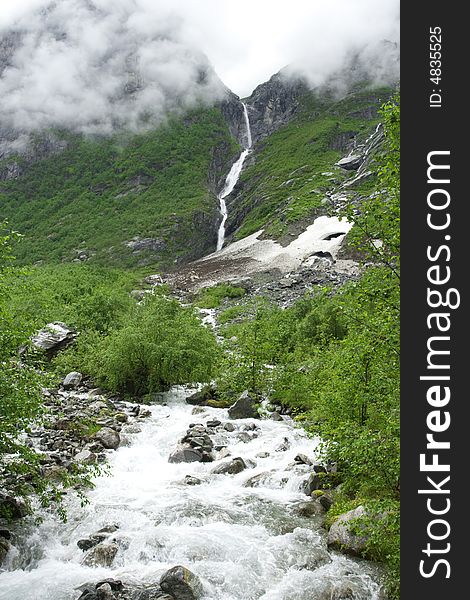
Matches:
[[0, 387, 383, 600]]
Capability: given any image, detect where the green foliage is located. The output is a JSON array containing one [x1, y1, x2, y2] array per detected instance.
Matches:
[[5, 263, 138, 337], [0, 226, 104, 520], [195, 283, 246, 309], [356, 499, 400, 599], [0, 107, 238, 268], [217, 304, 250, 324], [230, 87, 392, 240], [83, 293, 221, 396]]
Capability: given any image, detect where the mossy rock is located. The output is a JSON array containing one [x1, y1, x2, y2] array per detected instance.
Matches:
[[206, 399, 232, 409]]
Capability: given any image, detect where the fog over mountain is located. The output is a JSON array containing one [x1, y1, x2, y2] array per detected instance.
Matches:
[[0, 0, 227, 141], [0, 0, 399, 146]]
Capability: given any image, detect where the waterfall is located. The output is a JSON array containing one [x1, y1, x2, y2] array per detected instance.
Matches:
[[216, 103, 252, 252]]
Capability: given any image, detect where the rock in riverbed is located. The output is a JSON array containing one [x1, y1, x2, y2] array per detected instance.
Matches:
[[228, 390, 259, 419], [327, 505, 369, 556], [95, 427, 121, 450], [31, 322, 77, 357], [160, 565, 204, 600], [62, 371, 83, 390], [212, 457, 247, 475], [82, 542, 119, 567]]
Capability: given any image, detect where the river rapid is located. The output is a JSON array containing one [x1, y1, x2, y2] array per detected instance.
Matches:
[[0, 387, 383, 600]]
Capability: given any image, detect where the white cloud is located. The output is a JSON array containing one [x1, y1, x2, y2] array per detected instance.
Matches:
[[0, 0, 399, 139]]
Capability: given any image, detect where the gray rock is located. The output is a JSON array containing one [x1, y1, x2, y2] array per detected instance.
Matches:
[[301, 472, 321, 495], [212, 457, 246, 475], [160, 565, 204, 600], [78, 591, 98, 600], [336, 155, 363, 170], [168, 445, 203, 464], [97, 524, 120, 534], [62, 371, 83, 390], [292, 500, 325, 517], [77, 534, 108, 551], [327, 505, 369, 556], [82, 542, 119, 567], [270, 411, 284, 421], [184, 475, 202, 486], [31, 322, 77, 357], [294, 453, 313, 466], [74, 449, 97, 464], [0, 536, 10, 566], [256, 451, 270, 459], [228, 391, 259, 419], [96, 583, 114, 600], [243, 472, 269, 488], [95, 427, 120, 450], [126, 237, 165, 254], [185, 386, 218, 406], [223, 422, 236, 432], [319, 494, 334, 511]]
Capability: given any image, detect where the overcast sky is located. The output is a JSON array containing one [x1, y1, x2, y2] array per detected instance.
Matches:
[[1, 0, 399, 97]]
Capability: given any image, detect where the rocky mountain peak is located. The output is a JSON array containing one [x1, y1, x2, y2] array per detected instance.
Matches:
[[244, 71, 309, 144]]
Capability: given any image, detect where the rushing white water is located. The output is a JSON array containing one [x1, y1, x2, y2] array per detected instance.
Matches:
[[216, 104, 252, 252], [0, 388, 382, 600]]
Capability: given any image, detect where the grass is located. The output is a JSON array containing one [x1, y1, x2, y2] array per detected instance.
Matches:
[[195, 283, 247, 309]]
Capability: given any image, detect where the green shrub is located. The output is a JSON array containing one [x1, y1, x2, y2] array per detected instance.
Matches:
[[88, 293, 221, 395], [195, 283, 246, 309]]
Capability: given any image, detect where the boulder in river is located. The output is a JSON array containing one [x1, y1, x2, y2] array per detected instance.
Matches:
[[160, 565, 204, 600], [184, 475, 202, 486], [294, 453, 313, 466], [74, 449, 97, 464], [301, 472, 322, 495], [0, 536, 10, 566], [292, 500, 326, 518], [228, 390, 259, 419], [82, 542, 119, 567], [169, 444, 204, 464], [95, 582, 114, 600], [95, 427, 120, 450], [327, 505, 369, 556], [185, 385, 218, 406], [212, 457, 247, 475]]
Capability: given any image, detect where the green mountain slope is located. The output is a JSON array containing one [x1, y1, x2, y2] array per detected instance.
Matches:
[[0, 79, 394, 270], [228, 84, 394, 242], [0, 107, 239, 268]]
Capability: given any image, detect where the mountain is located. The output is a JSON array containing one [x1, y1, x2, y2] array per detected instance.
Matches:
[[0, 7, 397, 270]]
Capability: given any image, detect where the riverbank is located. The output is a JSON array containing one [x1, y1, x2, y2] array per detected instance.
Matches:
[[0, 386, 385, 600]]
